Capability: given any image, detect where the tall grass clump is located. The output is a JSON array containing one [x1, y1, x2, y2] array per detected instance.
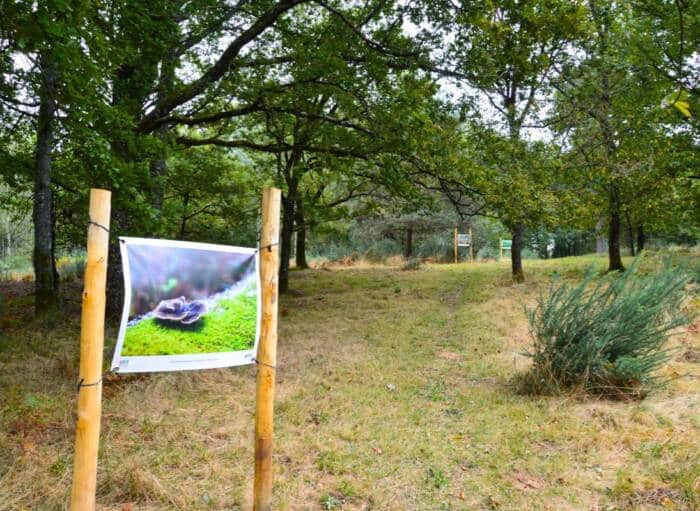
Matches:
[[522, 262, 692, 398]]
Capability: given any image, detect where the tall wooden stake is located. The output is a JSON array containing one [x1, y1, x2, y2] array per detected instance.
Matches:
[[469, 227, 473, 263], [453, 226, 458, 264], [70, 189, 111, 511], [254, 187, 281, 511]]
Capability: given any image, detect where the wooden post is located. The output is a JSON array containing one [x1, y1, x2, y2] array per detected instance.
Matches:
[[453, 227, 458, 264], [254, 187, 281, 511], [70, 189, 111, 511], [499, 239, 503, 260], [469, 227, 473, 263]]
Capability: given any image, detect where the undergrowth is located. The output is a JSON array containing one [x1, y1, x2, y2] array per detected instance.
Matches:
[[519, 259, 693, 398]]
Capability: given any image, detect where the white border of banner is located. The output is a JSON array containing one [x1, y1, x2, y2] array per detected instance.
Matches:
[[110, 237, 261, 373]]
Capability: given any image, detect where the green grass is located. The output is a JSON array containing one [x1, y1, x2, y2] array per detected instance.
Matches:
[[0, 254, 698, 510], [122, 289, 257, 356]]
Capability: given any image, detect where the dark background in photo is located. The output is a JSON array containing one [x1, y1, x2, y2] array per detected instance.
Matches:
[[125, 244, 255, 318]]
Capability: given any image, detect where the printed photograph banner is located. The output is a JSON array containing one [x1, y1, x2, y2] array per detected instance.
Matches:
[[111, 238, 260, 373]]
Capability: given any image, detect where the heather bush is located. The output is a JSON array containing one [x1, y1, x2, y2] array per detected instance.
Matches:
[[522, 261, 692, 398]]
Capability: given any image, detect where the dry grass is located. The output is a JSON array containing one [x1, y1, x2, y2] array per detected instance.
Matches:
[[1, 254, 698, 510]]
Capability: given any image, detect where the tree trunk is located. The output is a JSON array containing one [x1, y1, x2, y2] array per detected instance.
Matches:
[[106, 208, 128, 316], [636, 225, 645, 252], [179, 192, 190, 238], [294, 197, 308, 270], [511, 224, 525, 283], [405, 226, 413, 258], [624, 211, 635, 256], [279, 187, 296, 294], [279, 146, 303, 294], [607, 189, 625, 272], [33, 53, 60, 317], [149, 51, 176, 225]]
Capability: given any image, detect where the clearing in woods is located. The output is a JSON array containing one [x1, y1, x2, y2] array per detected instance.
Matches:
[[0, 255, 698, 510]]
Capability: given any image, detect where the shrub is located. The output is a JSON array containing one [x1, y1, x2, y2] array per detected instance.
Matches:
[[414, 233, 452, 262], [522, 261, 692, 398], [401, 258, 423, 271], [57, 256, 86, 282], [477, 245, 500, 261]]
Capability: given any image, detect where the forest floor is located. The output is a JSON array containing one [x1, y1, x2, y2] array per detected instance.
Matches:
[[0, 254, 698, 511]]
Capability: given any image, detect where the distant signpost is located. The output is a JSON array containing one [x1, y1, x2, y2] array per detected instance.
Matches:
[[453, 227, 474, 263], [500, 239, 512, 259]]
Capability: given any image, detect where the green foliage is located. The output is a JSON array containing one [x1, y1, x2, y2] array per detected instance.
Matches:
[[401, 258, 423, 271], [425, 467, 449, 489], [523, 260, 692, 397], [122, 289, 256, 356]]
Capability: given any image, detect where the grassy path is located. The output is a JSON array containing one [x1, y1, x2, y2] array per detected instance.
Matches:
[[0, 255, 698, 510]]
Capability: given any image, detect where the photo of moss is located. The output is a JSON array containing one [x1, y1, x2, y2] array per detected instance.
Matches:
[[112, 238, 259, 372], [122, 284, 257, 356]]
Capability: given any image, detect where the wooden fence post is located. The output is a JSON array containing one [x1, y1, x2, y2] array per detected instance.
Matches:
[[254, 187, 281, 511], [453, 227, 458, 264], [469, 227, 473, 263], [70, 188, 111, 511]]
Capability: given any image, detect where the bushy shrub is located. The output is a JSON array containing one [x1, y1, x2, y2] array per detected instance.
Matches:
[[522, 262, 692, 398], [401, 258, 423, 271], [364, 239, 401, 262], [57, 255, 86, 282], [0, 255, 33, 279], [477, 245, 500, 261], [415, 233, 453, 262]]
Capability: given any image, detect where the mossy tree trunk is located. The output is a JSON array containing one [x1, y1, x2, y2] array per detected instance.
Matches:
[[510, 223, 525, 283], [404, 226, 413, 258], [607, 187, 625, 272], [294, 197, 308, 270], [33, 52, 60, 317], [279, 148, 302, 294], [636, 224, 645, 252]]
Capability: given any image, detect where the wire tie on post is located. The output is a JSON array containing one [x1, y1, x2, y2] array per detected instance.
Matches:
[[88, 219, 110, 234], [75, 368, 116, 392], [256, 241, 279, 253], [253, 358, 276, 369], [76, 377, 102, 392]]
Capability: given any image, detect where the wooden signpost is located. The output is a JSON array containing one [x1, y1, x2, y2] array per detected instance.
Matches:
[[70, 189, 111, 511], [455, 228, 474, 263], [69, 187, 282, 510], [469, 227, 473, 262], [453, 227, 458, 263], [254, 187, 281, 511], [500, 239, 512, 260]]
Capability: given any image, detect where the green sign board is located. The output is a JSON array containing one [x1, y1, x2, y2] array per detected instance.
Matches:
[[501, 239, 512, 249]]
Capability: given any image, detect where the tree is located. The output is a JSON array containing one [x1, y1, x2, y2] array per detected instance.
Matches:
[[551, 0, 697, 270], [425, 0, 585, 281], [0, 0, 107, 315]]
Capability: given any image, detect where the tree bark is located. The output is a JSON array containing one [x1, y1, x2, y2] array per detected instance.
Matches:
[[624, 211, 635, 256], [636, 224, 645, 252], [106, 209, 128, 316], [607, 188, 625, 272], [294, 197, 308, 269], [279, 184, 296, 294], [179, 192, 190, 238], [149, 50, 176, 223], [510, 224, 525, 283], [33, 53, 60, 316], [405, 226, 413, 258]]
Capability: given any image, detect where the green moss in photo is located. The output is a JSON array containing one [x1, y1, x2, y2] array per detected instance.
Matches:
[[122, 288, 257, 356]]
